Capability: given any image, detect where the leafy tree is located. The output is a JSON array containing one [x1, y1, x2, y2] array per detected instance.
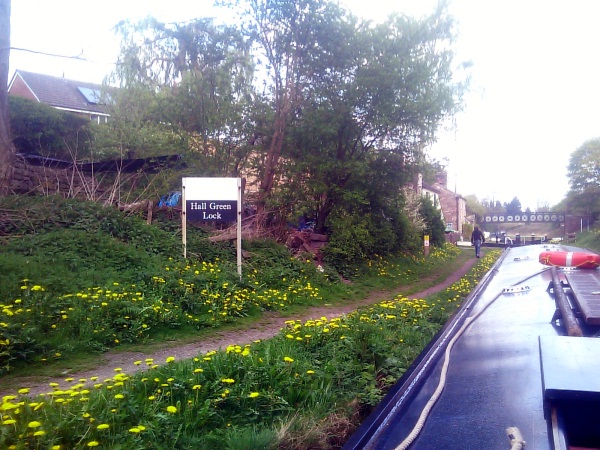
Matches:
[[566, 138, 600, 220], [0, 0, 15, 193], [107, 0, 465, 258], [110, 16, 256, 178], [9, 96, 93, 160], [419, 197, 446, 247], [504, 196, 522, 214], [568, 138, 600, 192], [483, 200, 505, 214], [218, 0, 351, 220], [465, 194, 485, 222], [271, 1, 462, 232]]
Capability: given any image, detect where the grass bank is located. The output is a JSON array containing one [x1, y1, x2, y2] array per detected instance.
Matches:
[[0, 249, 500, 449], [0, 196, 499, 449]]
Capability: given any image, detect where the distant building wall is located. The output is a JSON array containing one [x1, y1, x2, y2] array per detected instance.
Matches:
[[7, 76, 38, 101]]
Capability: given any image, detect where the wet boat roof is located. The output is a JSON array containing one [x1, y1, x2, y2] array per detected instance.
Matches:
[[344, 244, 600, 450]]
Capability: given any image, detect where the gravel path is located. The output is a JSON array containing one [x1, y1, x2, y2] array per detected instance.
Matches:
[[5, 258, 477, 398]]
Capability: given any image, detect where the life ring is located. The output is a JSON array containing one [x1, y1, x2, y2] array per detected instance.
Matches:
[[539, 251, 600, 269]]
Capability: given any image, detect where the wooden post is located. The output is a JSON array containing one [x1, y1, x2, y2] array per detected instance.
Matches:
[[146, 200, 153, 225]]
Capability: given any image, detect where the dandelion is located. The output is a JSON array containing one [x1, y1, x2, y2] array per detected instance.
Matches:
[[33, 430, 46, 436], [284, 356, 294, 363], [87, 442, 99, 447], [221, 378, 235, 384], [166, 356, 175, 363], [192, 385, 202, 390], [97, 424, 109, 430], [249, 392, 260, 398], [2, 419, 16, 425], [166, 405, 177, 414], [28, 421, 42, 428], [129, 427, 141, 433]]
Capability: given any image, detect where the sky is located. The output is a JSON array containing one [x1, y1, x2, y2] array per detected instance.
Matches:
[[8, 0, 600, 211]]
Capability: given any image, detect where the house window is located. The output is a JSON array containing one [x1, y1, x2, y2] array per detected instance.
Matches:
[[445, 223, 453, 232], [90, 115, 109, 124]]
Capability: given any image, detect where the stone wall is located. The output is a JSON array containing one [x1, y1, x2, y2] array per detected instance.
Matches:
[[11, 157, 103, 199]]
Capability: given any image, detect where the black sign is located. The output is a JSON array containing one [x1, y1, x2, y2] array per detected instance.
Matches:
[[483, 212, 565, 223], [186, 200, 237, 222]]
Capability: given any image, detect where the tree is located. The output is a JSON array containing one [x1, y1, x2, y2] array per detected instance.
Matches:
[[272, 1, 462, 230], [9, 96, 92, 160], [567, 138, 600, 192], [504, 196, 522, 214], [0, 0, 15, 194], [419, 196, 446, 247], [108, 0, 464, 252], [111, 16, 256, 176], [566, 138, 600, 220], [223, 0, 354, 220], [465, 194, 485, 222]]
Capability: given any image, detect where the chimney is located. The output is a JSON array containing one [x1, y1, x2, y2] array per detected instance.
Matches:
[[436, 171, 447, 187]]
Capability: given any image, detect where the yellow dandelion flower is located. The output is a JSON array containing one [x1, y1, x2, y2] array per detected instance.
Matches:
[[166, 405, 177, 414]]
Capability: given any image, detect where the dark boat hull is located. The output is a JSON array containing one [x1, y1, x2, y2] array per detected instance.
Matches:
[[344, 244, 600, 450]]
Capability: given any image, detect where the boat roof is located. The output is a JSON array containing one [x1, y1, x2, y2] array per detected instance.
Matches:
[[344, 244, 600, 450]]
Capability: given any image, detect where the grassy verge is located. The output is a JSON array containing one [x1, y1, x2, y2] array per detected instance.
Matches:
[[570, 230, 600, 253], [0, 250, 500, 450]]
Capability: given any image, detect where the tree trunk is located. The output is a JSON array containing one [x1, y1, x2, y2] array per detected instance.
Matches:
[[0, 0, 15, 194]]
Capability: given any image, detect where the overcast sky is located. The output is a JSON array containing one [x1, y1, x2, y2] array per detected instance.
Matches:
[[9, 0, 600, 210]]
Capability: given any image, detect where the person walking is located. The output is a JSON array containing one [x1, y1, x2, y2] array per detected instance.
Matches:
[[471, 226, 485, 258]]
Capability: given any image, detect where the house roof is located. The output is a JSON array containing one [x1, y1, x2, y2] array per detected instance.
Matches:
[[8, 70, 112, 116]]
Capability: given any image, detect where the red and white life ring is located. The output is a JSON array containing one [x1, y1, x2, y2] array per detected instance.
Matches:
[[539, 251, 600, 269]]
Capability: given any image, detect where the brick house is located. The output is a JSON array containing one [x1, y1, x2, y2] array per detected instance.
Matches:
[[414, 172, 469, 240], [8, 70, 111, 123]]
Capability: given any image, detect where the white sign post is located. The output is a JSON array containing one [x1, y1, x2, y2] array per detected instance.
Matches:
[[182, 177, 242, 277]]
